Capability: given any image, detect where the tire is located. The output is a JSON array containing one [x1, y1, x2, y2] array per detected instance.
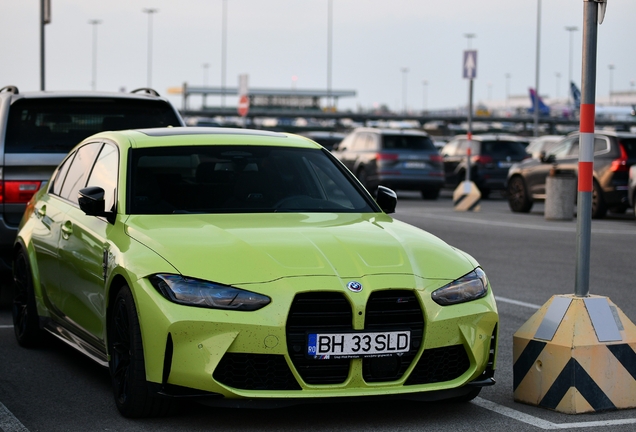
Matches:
[[421, 188, 440, 200], [507, 176, 533, 213], [108, 285, 175, 418], [591, 181, 607, 219], [12, 249, 42, 347]]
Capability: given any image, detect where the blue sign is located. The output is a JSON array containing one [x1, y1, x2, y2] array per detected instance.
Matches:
[[463, 50, 477, 80]]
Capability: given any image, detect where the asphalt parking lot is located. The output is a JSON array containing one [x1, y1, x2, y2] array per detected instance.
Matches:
[[1, 190, 635, 431]]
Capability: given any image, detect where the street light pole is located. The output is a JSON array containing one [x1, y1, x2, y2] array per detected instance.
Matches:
[[565, 26, 579, 108], [533, 0, 541, 137], [556, 72, 561, 99], [143, 8, 158, 88], [401, 67, 409, 114], [202, 63, 210, 107], [88, 20, 102, 91], [327, 0, 333, 109], [40, 0, 51, 91], [221, 0, 227, 107], [505, 73, 511, 110], [422, 79, 428, 113], [608, 64, 615, 105]]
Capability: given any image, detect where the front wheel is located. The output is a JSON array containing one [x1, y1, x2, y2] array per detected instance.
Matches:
[[108, 285, 174, 418], [591, 181, 607, 219], [12, 249, 42, 347], [507, 176, 532, 213]]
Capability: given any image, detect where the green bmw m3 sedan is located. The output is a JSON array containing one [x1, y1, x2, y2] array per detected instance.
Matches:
[[12, 127, 498, 417]]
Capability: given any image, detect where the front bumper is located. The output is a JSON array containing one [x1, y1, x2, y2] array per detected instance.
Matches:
[[131, 273, 498, 401]]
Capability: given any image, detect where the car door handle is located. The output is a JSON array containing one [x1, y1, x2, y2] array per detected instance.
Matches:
[[61, 221, 73, 240], [36, 205, 46, 219]]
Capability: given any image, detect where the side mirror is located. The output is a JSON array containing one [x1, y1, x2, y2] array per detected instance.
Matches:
[[376, 186, 397, 214], [541, 153, 556, 164], [331, 143, 339, 151], [78, 186, 115, 223]]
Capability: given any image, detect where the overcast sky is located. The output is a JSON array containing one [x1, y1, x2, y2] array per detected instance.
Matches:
[[2, 0, 635, 112]]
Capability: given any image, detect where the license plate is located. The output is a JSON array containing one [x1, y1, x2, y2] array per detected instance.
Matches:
[[307, 331, 410, 359], [404, 161, 427, 169], [498, 161, 513, 168]]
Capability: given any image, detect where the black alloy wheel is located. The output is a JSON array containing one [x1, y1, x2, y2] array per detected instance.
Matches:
[[108, 285, 174, 418], [12, 249, 41, 347], [507, 176, 533, 213], [591, 181, 607, 219]]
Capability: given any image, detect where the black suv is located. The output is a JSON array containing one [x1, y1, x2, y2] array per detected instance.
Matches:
[[0, 86, 184, 268], [332, 128, 444, 199], [507, 131, 636, 218], [441, 134, 530, 198]]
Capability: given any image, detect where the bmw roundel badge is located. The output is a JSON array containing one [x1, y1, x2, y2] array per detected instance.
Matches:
[[347, 281, 363, 292]]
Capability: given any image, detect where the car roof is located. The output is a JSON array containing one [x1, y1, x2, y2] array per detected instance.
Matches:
[[452, 133, 529, 142], [352, 127, 430, 136], [566, 130, 636, 138], [0, 87, 172, 102], [88, 127, 323, 150]]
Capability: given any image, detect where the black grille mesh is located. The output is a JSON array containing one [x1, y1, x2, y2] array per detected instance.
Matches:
[[362, 290, 424, 382], [213, 353, 301, 390], [404, 344, 470, 385], [286, 292, 352, 384]]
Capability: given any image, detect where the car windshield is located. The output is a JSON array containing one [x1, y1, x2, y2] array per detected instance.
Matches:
[[480, 141, 528, 158], [382, 135, 436, 151], [128, 145, 377, 214], [5, 98, 181, 153]]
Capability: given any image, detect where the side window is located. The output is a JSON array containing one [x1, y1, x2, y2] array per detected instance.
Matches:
[[456, 140, 469, 156], [366, 134, 378, 151], [350, 133, 365, 151], [337, 134, 354, 151], [550, 138, 575, 158], [59, 142, 102, 204], [566, 137, 580, 157], [50, 151, 77, 196], [86, 143, 119, 212], [593, 137, 610, 154], [442, 141, 458, 156]]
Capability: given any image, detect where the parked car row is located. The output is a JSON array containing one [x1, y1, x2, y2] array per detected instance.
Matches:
[[507, 130, 636, 219]]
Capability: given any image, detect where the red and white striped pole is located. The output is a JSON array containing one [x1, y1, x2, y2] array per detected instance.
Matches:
[[575, 0, 606, 297]]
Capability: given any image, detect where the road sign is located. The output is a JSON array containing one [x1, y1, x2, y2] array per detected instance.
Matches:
[[463, 50, 477, 80], [238, 94, 249, 117]]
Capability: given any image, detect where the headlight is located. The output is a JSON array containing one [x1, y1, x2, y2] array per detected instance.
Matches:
[[149, 274, 270, 311], [431, 268, 488, 306]]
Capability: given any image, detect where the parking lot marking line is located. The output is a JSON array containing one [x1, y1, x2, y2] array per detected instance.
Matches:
[[473, 397, 636, 429], [398, 211, 636, 235], [496, 296, 541, 310], [0, 401, 29, 432]]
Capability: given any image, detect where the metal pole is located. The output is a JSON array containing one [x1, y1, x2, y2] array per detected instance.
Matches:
[[608, 64, 615, 105], [401, 67, 409, 114], [143, 9, 158, 88], [221, 0, 227, 108], [533, 0, 541, 137], [575, 0, 603, 297], [565, 26, 579, 108], [40, 0, 46, 91], [467, 79, 474, 182], [327, 0, 333, 109], [89, 20, 101, 91]]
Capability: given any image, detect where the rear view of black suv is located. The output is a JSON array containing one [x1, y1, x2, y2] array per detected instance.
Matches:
[[441, 134, 530, 198], [507, 131, 636, 218], [0, 86, 184, 269]]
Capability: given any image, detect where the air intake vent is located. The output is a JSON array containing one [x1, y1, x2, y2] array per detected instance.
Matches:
[[286, 292, 352, 384], [213, 353, 300, 390], [404, 345, 470, 385], [363, 290, 424, 382]]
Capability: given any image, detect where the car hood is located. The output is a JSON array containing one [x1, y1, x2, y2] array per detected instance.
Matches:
[[124, 212, 476, 285]]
